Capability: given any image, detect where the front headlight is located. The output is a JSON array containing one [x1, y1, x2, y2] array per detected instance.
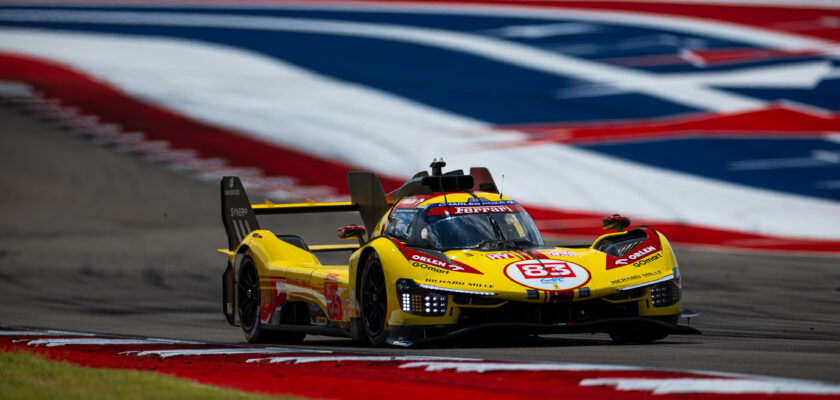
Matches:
[[396, 279, 448, 316], [650, 277, 681, 307]]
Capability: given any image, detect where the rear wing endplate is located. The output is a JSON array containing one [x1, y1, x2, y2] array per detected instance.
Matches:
[[221, 172, 391, 250]]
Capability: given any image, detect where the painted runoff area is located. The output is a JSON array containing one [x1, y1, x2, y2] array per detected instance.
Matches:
[[2, 326, 840, 399]]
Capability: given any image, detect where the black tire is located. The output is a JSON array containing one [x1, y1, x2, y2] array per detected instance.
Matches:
[[359, 253, 388, 346], [237, 255, 305, 344], [609, 325, 668, 344], [237, 255, 262, 342]]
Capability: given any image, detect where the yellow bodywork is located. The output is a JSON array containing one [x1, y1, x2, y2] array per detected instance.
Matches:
[[219, 192, 682, 336]]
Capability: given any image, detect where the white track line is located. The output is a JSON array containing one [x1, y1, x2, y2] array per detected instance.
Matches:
[[580, 377, 840, 395], [125, 347, 332, 358], [246, 355, 478, 364], [400, 361, 643, 372], [23, 338, 203, 347]]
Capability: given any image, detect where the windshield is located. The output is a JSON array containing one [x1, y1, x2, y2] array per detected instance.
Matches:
[[421, 210, 544, 250]]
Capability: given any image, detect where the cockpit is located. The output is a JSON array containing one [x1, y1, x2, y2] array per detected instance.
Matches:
[[385, 202, 544, 251]]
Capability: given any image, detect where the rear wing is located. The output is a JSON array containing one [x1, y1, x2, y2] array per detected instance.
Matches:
[[220, 172, 391, 251]]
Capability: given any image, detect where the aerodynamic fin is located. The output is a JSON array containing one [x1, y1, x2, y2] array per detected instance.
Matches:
[[348, 171, 390, 240], [470, 167, 499, 194], [221, 176, 261, 250]]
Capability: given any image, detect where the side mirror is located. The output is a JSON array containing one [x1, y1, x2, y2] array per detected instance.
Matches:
[[603, 214, 630, 232], [338, 225, 366, 245]]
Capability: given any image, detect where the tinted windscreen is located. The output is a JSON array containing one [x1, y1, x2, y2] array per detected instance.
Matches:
[[422, 211, 544, 250]]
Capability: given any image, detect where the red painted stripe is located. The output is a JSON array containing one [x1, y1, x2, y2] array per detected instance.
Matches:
[[1, 53, 838, 254], [488, 105, 839, 146], [526, 205, 840, 254], [0, 53, 405, 194]]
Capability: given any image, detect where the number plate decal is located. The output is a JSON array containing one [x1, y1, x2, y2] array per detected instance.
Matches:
[[504, 260, 590, 291]]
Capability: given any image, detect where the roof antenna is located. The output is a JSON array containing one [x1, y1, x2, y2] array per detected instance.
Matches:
[[499, 174, 505, 199], [430, 157, 446, 176]]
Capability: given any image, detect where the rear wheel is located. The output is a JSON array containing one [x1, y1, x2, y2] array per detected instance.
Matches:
[[237, 255, 304, 344], [237, 256, 263, 343], [359, 253, 388, 346]]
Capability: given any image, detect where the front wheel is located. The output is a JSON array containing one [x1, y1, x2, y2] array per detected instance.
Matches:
[[359, 253, 388, 346]]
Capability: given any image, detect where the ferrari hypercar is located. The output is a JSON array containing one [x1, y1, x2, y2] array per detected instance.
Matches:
[[218, 160, 699, 346]]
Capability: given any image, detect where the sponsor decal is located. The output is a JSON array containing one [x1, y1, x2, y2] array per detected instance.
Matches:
[[606, 228, 664, 270], [613, 245, 657, 266], [324, 284, 343, 321], [454, 205, 513, 214], [425, 202, 524, 216], [394, 196, 429, 209], [411, 261, 450, 274], [610, 270, 663, 285], [485, 252, 513, 260], [541, 250, 578, 258], [230, 207, 249, 217], [224, 178, 240, 196], [251, 233, 262, 238], [392, 239, 482, 274], [324, 273, 340, 282], [504, 260, 590, 291], [633, 253, 662, 267], [425, 278, 465, 286]]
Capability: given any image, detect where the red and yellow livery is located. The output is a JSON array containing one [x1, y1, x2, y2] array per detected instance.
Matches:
[[218, 160, 698, 346]]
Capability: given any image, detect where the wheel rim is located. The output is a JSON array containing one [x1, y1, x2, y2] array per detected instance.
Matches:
[[361, 259, 386, 336], [237, 260, 259, 332]]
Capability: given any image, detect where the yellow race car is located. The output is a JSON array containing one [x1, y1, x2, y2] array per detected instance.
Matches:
[[218, 160, 699, 346]]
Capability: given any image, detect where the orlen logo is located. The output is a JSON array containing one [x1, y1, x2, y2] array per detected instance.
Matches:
[[505, 260, 590, 291], [410, 254, 453, 269], [615, 246, 657, 266]]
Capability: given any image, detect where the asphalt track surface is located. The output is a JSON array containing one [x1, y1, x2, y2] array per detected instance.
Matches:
[[1, 108, 838, 383]]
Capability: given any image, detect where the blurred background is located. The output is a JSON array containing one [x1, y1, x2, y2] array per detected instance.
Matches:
[[0, 0, 837, 252]]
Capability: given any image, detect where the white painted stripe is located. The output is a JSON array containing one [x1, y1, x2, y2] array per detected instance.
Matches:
[[1, 30, 838, 240], [0, 9, 767, 112], [9, 1, 840, 42], [580, 378, 840, 395], [0, 330, 96, 336], [0, 80, 33, 97], [25, 338, 203, 347], [400, 361, 642, 372], [663, 61, 834, 90], [125, 347, 332, 358], [247, 355, 477, 364], [729, 150, 840, 171]]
